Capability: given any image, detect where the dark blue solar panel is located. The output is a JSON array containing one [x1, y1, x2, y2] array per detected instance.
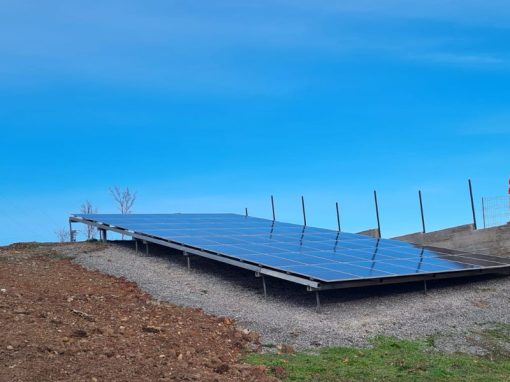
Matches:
[[73, 213, 510, 283]]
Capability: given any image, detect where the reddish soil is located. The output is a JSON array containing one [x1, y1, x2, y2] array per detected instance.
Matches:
[[0, 243, 276, 381]]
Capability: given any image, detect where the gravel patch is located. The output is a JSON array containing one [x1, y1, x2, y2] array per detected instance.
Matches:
[[72, 242, 510, 352]]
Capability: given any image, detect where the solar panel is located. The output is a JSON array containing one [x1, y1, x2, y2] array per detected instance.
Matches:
[[71, 213, 510, 284]]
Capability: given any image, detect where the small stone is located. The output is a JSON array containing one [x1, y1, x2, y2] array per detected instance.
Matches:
[[7, 345, 14, 350], [142, 325, 162, 333], [280, 344, 295, 354], [0, 289, 6, 293], [223, 317, 233, 325]]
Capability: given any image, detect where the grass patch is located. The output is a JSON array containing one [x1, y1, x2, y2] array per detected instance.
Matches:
[[246, 336, 510, 381]]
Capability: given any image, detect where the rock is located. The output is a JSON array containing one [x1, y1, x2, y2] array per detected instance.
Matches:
[[271, 366, 287, 379], [70, 329, 88, 338], [6, 345, 14, 350], [142, 325, 162, 333], [280, 344, 295, 354], [223, 317, 233, 325], [214, 363, 230, 374], [0, 289, 6, 293]]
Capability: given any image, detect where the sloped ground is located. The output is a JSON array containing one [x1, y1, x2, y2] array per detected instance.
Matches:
[[0, 243, 275, 382], [74, 242, 510, 354]]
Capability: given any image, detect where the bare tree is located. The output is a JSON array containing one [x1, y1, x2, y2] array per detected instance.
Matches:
[[80, 200, 97, 240], [110, 186, 137, 214], [55, 228, 70, 243]]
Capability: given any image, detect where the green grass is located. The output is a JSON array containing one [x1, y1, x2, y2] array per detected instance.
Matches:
[[246, 336, 510, 381]]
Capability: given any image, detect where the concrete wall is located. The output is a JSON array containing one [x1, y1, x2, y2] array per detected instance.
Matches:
[[357, 228, 380, 238], [393, 223, 510, 257]]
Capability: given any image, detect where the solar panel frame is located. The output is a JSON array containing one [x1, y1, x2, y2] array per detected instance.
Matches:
[[70, 213, 510, 288]]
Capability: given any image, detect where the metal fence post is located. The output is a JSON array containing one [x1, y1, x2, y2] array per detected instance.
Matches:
[[374, 190, 381, 238], [301, 195, 307, 226], [468, 179, 477, 230], [481, 197, 486, 229], [335, 202, 341, 232], [419, 190, 426, 233]]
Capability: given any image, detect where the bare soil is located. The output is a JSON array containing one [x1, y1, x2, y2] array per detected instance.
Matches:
[[0, 242, 275, 382]]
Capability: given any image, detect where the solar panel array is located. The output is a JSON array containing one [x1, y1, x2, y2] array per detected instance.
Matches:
[[74, 213, 510, 283]]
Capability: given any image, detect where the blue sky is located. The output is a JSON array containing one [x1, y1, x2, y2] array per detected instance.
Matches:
[[1, 0, 509, 244]]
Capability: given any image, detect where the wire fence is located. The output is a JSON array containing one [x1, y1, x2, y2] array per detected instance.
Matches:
[[482, 195, 510, 228]]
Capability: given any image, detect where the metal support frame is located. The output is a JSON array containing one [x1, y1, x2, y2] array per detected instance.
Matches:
[[184, 251, 191, 271], [418, 190, 426, 233], [301, 195, 307, 226], [315, 291, 321, 313], [135, 239, 138, 254], [335, 202, 341, 232], [374, 190, 381, 238], [262, 275, 267, 298], [69, 221, 73, 242], [245, 208, 248, 217], [271, 195, 276, 221], [468, 179, 477, 230], [144, 240, 149, 256], [98, 228, 107, 242]]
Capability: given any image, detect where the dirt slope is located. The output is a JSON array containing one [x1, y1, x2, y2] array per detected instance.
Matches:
[[0, 243, 275, 382]]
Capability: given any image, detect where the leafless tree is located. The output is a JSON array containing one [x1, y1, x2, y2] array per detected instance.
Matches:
[[110, 186, 137, 214], [55, 228, 70, 243], [80, 200, 97, 240]]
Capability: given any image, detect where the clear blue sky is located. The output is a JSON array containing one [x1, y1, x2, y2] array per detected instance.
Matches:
[[1, 1, 509, 244]]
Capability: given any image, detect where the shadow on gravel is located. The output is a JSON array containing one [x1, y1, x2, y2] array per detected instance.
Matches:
[[110, 240, 509, 311]]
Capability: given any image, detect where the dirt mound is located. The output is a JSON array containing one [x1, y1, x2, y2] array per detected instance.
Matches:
[[0, 243, 275, 381]]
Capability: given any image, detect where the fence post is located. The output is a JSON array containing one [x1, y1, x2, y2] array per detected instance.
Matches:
[[374, 190, 381, 238], [335, 202, 341, 232], [468, 179, 477, 230], [481, 197, 486, 229], [301, 195, 307, 226], [419, 190, 426, 233]]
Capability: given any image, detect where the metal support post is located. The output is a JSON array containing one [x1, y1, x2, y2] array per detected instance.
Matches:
[[335, 202, 341, 232], [468, 179, 477, 230], [271, 195, 276, 221], [145, 241, 149, 256], [69, 221, 73, 242], [301, 195, 307, 226], [374, 190, 381, 238], [423, 280, 427, 294], [481, 197, 486, 229], [419, 190, 426, 233], [262, 275, 267, 298], [184, 252, 190, 271], [245, 208, 248, 217], [315, 290, 321, 313], [135, 239, 138, 254]]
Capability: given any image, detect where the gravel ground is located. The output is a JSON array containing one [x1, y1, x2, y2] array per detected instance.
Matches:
[[73, 242, 510, 353]]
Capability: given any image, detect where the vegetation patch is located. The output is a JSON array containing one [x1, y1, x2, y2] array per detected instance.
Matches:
[[246, 336, 510, 381]]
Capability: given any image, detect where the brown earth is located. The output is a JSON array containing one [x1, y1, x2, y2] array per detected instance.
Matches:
[[0, 242, 276, 382]]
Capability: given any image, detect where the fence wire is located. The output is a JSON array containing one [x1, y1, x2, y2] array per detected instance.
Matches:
[[482, 195, 510, 228]]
